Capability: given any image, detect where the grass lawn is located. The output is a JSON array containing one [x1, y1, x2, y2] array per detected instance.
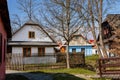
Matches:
[[85, 54, 99, 71], [8, 54, 112, 80], [37, 68, 96, 75], [30, 68, 95, 80], [85, 54, 99, 67], [29, 54, 112, 80]]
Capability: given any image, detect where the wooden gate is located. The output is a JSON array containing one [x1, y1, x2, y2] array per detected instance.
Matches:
[[98, 57, 120, 78]]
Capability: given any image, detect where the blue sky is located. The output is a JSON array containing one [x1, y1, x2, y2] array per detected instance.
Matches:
[[7, 0, 120, 39], [7, 0, 120, 16], [7, 0, 18, 15], [7, 0, 120, 21]]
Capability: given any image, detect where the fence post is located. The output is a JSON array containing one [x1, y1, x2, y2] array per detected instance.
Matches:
[[98, 59, 102, 77], [83, 52, 85, 66], [22, 56, 24, 70]]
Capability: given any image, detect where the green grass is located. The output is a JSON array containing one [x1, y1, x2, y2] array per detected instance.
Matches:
[[30, 68, 96, 75], [85, 54, 99, 67], [27, 54, 113, 80], [92, 78, 111, 80]]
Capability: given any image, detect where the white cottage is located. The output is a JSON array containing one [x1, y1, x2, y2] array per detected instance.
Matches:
[[8, 20, 58, 64]]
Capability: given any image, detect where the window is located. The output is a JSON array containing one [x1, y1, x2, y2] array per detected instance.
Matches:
[[23, 48, 31, 57], [29, 31, 35, 38], [81, 48, 85, 53], [0, 33, 2, 63], [72, 48, 76, 53], [4, 39, 6, 62], [38, 47, 45, 56], [75, 36, 79, 39]]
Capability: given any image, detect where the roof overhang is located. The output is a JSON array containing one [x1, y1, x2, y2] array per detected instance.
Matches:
[[8, 41, 58, 46], [69, 44, 93, 47]]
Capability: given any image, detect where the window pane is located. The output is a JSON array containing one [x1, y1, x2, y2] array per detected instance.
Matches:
[[72, 48, 76, 53], [23, 48, 27, 57], [29, 31, 35, 38], [38, 47, 45, 56], [32, 32, 35, 38], [27, 48, 31, 57], [29, 32, 31, 38], [23, 48, 31, 57], [81, 48, 85, 53]]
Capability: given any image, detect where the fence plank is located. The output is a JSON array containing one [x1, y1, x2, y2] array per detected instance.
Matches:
[[98, 57, 120, 78]]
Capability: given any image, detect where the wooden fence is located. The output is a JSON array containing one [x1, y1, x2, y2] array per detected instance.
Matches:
[[97, 57, 120, 78], [6, 53, 85, 71]]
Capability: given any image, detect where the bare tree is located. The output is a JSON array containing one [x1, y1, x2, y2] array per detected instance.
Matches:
[[76, 0, 118, 58], [40, 0, 84, 68], [16, 0, 39, 20], [11, 0, 40, 33], [11, 14, 22, 33]]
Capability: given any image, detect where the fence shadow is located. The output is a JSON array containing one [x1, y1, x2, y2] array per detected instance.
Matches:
[[6, 71, 86, 80]]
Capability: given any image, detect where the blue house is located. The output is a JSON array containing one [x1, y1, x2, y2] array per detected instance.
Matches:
[[69, 34, 93, 56]]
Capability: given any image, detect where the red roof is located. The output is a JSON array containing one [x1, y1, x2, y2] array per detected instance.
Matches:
[[89, 40, 94, 44]]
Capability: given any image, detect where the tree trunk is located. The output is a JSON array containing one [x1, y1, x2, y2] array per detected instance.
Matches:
[[99, 0, 108, 58], [66, 43, 70, 69], [88, 0, 103, 58], [66, 0, 70, 69]]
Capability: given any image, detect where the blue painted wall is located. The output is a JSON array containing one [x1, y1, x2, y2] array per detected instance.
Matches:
[[69, 46, 92, 56]]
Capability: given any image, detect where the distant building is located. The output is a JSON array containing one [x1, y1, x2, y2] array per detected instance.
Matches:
[[89, 40, 97, 54], [69, 34, 93, 56], [8, 20, 58, 64], [0, 0, 11, 79]]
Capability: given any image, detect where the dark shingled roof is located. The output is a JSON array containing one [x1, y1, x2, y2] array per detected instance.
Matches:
[[0, 0, 11, 38], [105, 14, 120, 28], [98, 14, 120, 43]]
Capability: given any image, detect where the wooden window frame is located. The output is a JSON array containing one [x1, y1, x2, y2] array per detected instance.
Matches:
[[0, 33, 2, 63], [38, 47, 45, 57], [28, 31, 35, 39], [81, 48, 85, 53], [4, 39, 6, 62], [23, 47, 31, 57]]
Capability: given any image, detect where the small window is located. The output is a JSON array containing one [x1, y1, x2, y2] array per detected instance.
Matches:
[[23, 47, 31, 57], [4, 39, 6, 62], [29, 31, 35, 38], [81, 48, 85, 53], [38, 47, 45, 56], [0, 33, 2, 63], [75, 36, 79, 39], [72, 48, 76, 53]]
